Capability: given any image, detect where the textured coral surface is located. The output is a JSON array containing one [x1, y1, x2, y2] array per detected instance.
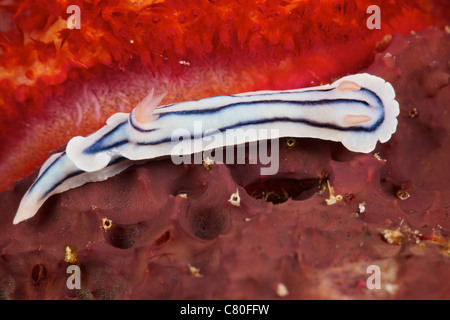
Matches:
[[0, 27, 449, 299]]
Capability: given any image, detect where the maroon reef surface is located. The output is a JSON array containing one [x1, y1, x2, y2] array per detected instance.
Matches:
[[0, 28, 449, 299]]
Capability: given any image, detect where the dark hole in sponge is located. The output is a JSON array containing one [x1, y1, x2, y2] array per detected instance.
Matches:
[[244, 177, 319, 204], [31, 264, 46, 285], [188, 207, 230, 240], [105, 222, 146, 249], [155, 230, 171, 246]]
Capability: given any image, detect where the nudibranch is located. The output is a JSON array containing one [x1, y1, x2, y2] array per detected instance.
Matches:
[[13, 73, 399, 224]]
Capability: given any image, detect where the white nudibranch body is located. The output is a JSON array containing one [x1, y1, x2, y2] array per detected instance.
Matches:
[[13, 73, 399, 224]]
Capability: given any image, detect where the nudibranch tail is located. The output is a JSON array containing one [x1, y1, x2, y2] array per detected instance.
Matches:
[[13, 73, 399, 224], [13, 152, 76, 224], [12, 151, 139, 224]]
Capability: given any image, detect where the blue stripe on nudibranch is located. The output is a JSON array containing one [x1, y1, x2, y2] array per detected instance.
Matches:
[[41, 167, 84, 199], [28, 152, 83, 199], [29, 152, 66, 193], [83, 121, 129, 154], [85, 138, 129, 154], [136, 115, 385, 147], [31, 150, 130, 200], [39, 156, 128, 199], [154, 87, 337, 110], [157, 98, 372, 116]]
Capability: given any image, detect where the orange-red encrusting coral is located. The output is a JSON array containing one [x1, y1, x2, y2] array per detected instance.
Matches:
[[0, 0, 448, 192]]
